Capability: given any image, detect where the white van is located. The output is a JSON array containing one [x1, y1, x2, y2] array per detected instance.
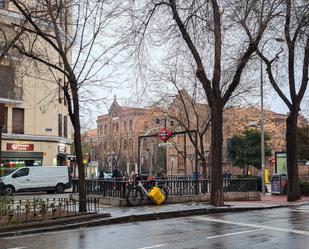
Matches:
[[0, 166, 71, 195]]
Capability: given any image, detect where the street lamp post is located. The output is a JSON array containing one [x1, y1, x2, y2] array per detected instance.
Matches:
[[155, 117, 173, 175], [138, 127, 159, 174], [260, 56, 266, 195]]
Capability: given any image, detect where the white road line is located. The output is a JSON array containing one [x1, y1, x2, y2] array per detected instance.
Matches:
[[206, 228, 263, 239], [137, 244, 165, 249], [7, 247, 27, 249], [194, 217, 309, 236], [291, 209, 309, 213]]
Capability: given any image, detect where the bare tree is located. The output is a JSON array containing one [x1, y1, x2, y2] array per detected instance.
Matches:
[[258, 0, 309, 202], [2, 0, 125, 211], [151, 67, 211, 178], [128, 0, 281, 206]]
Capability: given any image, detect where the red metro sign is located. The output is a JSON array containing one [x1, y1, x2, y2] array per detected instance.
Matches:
[[158, 128, 172, 142]]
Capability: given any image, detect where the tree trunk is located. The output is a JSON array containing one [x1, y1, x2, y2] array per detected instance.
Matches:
[[210, 103, 224, 206], [286, 110, 301, 202], [199, 134, 207, 179], [201, 157, 207, 178], [71, 84, 87, 212]]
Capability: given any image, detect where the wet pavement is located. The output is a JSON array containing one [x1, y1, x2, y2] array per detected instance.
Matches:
[[1, 205, 309, 249], [102, 202, 213, 217], [1, 192, 309, 249], [99, 194, 309, 218]]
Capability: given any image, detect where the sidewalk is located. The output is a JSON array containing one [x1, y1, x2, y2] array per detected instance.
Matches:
[[0, 194, 308, 237], [101, 193, 309, 219], [226, 194, 309, 207]]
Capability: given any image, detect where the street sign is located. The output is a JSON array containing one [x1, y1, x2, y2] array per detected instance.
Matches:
[[158, 142, 174, 147], [158, 128, 172, 142]]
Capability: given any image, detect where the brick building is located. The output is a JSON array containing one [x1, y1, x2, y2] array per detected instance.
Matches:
[[95, 93, 308, 177], [97, 97, 159, 174]]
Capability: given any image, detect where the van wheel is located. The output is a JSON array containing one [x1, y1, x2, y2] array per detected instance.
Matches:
[[4, 186, 14, 196], [55, 184, 65, 194]]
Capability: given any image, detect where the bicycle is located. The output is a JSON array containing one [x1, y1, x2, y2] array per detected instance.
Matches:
[[126, 180, 169, 206]]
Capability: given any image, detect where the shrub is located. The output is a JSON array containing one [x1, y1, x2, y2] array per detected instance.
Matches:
[[300, 181, 309, 196]]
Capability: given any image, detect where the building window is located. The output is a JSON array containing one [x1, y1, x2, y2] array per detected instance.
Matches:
[[103, 142, 107, 150], [124, 121, 127, 131], [129, 120, 133, 131], [0, 65, 15, 99], [12, 108, 24, 134], [58, 114, 63, 137], [104, 124, 107, 134], [123, 139, 128, 150], [99, 125, 103, 135], [2, 107, 8, 133], [63, 115, 68, 138], [112, 123, 119, 133], [0, 0, 7, 9], [129, 138, 133, 149]]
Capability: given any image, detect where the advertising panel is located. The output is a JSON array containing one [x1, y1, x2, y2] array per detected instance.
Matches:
[[275, 151, 287, 175]]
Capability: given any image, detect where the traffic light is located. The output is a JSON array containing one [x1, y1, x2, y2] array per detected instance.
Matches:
[[90, 149, 96, 161]]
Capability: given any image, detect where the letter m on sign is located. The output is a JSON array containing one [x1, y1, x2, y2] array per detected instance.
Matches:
[[158, 128, 172, 142]]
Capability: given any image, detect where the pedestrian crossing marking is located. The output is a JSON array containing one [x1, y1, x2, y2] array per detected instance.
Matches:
[[137, 244, 165, 249], [206, 228, 263, 239]]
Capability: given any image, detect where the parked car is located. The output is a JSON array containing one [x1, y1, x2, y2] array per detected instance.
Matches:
[[104, 172, 112, 179], [97, 171, 112, 180], [0, 166, 70, 195]]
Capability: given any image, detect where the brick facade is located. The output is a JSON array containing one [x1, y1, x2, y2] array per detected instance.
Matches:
[[94, 94, 308, 178]]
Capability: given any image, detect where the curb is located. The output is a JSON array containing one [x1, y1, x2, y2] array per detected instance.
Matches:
[[1, 203, 306, 238]]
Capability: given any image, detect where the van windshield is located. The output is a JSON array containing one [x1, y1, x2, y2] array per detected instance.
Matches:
[[2, 169, 15, 177]]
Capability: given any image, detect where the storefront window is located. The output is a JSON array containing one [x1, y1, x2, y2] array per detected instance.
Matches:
[[0, 158, 42, 176]]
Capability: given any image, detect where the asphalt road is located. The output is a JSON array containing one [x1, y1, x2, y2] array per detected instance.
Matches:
[[1, 205, 309, 249]]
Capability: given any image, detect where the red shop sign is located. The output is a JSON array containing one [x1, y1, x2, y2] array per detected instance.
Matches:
[[7, 143, 34, 151]]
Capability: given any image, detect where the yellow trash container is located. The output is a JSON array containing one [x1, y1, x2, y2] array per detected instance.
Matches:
[[148, 187, 165, 205], [264, 168, 270, 184]]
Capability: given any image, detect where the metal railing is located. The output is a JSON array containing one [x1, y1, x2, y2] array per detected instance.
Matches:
[[73, 179, 129, 198], [73, 177, 258, 198], [0, 197, 99, 225], [223, 178, 258, 192], [73, 178, 214, 197], [156, 179, 210, 195]]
